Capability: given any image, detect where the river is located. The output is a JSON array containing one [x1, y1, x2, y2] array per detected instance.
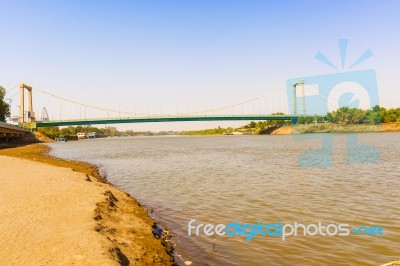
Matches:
[[48, 133, 400, 266]]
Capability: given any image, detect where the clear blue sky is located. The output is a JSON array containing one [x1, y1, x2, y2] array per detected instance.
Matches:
[[2, 0, 399, 130]]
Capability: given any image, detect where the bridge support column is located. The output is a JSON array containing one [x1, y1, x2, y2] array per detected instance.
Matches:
[[301, 82, 306, 115], [19, 86, 24, 124], [293, 85, 297, 115], [19, 83, 34, 124], [292, 80, 305, 115]]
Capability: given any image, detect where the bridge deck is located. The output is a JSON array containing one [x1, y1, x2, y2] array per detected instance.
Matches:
[[35, 115, 298, 127]]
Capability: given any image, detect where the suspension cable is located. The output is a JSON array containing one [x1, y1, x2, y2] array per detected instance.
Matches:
[[33, 86, 286, 117], [5, 85, 18, 94]]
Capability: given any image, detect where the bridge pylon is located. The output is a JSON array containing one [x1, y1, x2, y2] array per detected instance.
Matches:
[[19, 83, 35, 124], [292, 80, 306, 115]]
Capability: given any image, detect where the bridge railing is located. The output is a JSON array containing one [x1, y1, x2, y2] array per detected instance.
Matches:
[[36, 114, 297, 122], [34, 114, 299, 128]]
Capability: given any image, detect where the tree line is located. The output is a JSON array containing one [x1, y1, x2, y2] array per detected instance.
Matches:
[[37, 125, 176, 139], [0, 86, 11, 121], [279, 105, 399, 125], [319, 105, 398, 125]]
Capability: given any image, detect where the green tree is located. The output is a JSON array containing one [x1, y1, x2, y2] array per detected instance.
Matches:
[[396, 108, 400, 122], [0, 86, 11, 121], [364, 105, 382, 124], [349, 108, 367, 124], [327, 107, 367, 124], [249, 121, 257, 128], [382, 108, 398, 123], [38, 126, 61, 138]]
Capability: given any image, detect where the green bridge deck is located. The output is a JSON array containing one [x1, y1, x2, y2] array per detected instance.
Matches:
[[35, 115, 299, 127]]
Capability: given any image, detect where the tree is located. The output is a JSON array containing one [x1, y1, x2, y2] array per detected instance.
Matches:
[[38, 126, 61, 138], [0, 86, 11, 121], [364, 105, 382, 124], [326, 107, 367, 124]]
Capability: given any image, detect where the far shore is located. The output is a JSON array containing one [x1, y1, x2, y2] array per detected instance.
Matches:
[[19, 122, 400, 142], [176, 122, 400, 136], [0, 144, 175, 265], [271, 122, 400, 135]]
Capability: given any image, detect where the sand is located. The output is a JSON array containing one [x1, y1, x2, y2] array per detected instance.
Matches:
[[0, 156, 117, 265], [0, 144, 174, 265], [270, 125, 293, 135]]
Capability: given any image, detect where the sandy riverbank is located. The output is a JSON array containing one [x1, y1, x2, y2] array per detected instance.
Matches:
[[0, 144, 175, 265]]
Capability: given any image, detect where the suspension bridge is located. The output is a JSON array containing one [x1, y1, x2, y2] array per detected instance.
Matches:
[[3, 82, 313, 129]]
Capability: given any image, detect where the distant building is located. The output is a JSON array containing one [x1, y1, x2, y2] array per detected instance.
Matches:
[[77, 132, 86, 139]]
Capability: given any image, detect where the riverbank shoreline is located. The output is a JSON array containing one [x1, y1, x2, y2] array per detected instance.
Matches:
[[271, 122, 400, 135], [177, 122, 400, 136], [0, 144, 175, 265]]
